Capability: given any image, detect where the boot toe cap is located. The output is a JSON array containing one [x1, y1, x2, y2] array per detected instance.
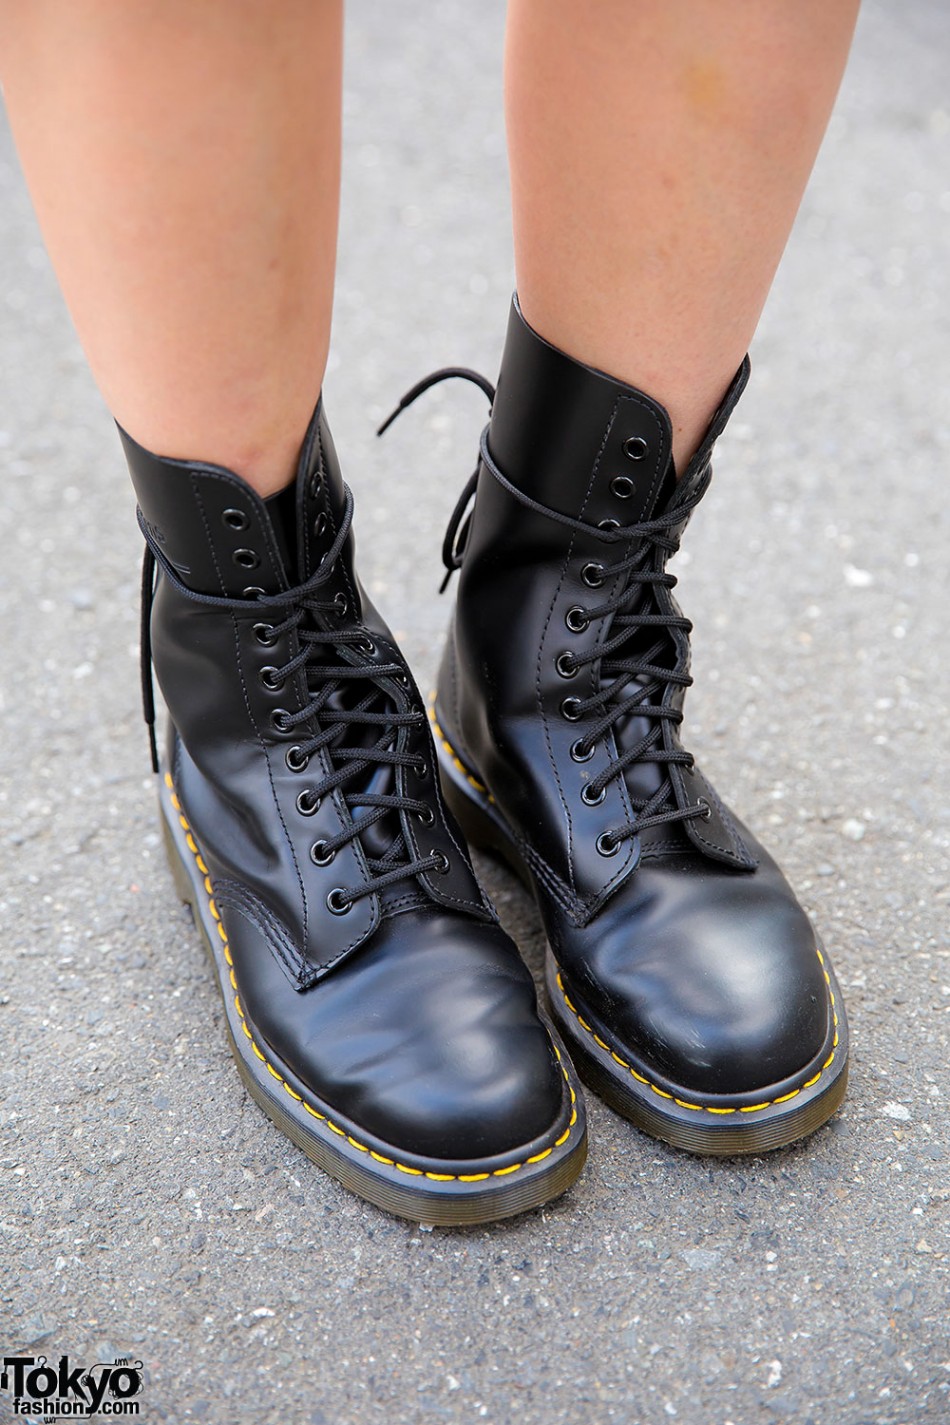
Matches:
[[567, 859, 832, 1098], [237, 909, 567, 1162]]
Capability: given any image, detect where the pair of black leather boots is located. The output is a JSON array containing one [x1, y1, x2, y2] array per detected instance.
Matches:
[[126, 299, 848, 1225]]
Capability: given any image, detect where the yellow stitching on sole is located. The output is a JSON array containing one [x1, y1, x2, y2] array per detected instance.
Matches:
[[429, 701, 495, 802], [167, 775, 578, 1189], [414, 716, 843, 1125], [555, 968, 837, 1117]]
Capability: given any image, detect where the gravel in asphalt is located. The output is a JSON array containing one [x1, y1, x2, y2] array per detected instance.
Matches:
[[1, 3, 948, 1422]]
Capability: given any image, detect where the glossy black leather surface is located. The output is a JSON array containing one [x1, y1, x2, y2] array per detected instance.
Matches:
[[124, 400, 566, 1158], [436, 299, 835, 1096]]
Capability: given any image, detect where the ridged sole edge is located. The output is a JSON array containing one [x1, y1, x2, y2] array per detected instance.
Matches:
[[158, 776, 588, 1225]]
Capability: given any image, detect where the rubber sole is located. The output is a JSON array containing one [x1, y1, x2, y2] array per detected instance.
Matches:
[[158, 773, 587, 1224], [432, 702, 850, 1157]]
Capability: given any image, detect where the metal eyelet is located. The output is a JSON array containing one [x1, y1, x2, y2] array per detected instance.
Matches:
[[623, 435, 649, 461], [333, 592, 348, 616], [581, 782, 606, 806], [560, 697, 583, 721], [598, 518, 621, 532], [414, 761, 428, 780], [260, 666, 284, 691], [570, 738, 594, 763], [313, 511, 327, 539], [354, 636, 376, 657], [610, 475, 636, 499], [310, 840, 335, 866], [286, 746, 309, 772], [271, 709, 292, 734], [233, 548, 260, 570], [296, 790, 320, 817], [253, 622, 277, 647], [596, 831, 620, 857], [415, 807, 436, 828], [430, 850, 450, 875], [308, 472, 322, 499], [326, 888, 352, 915], [565, 607, 589, 634], [697, 797, 712, 820], [556, 652, 578, 679], [243, 586, 266, 599], [223, 508, 250, 530], [582, 562, 605, 588]]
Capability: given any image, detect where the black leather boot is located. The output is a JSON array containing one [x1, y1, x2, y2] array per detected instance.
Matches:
[[123, 398, 586, 1223], [406, 300, 848, 1155]]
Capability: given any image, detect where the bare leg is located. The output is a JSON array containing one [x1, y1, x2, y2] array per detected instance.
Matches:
[[0, 0, 342, 496], [505, 0, 860, 472]]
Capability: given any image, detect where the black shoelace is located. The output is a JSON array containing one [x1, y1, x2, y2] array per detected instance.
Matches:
[[379, 369, 711, 852], [139, 486, 448, 914]]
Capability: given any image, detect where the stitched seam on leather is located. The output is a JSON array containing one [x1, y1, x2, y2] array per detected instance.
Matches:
[[181, 475, 312, 947], [529, 420, 608, 898], [214, 878, 304, 980], [640, 838, 700, 859], [169, 771, 578, 1181], [430, 703, 587, 920], [372, 643, 484, 917], [230, 611, 312, 949], [191, 474, 228, 598], [422, 770, 491, 917], [380, 891, 431, 915], [583, 394, 664, 899], [687, 770, 757, 867], [555, 967, 840, 1114]]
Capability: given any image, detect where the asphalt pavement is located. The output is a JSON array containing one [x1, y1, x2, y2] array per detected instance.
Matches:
[[1, 3, 948, 1422]]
